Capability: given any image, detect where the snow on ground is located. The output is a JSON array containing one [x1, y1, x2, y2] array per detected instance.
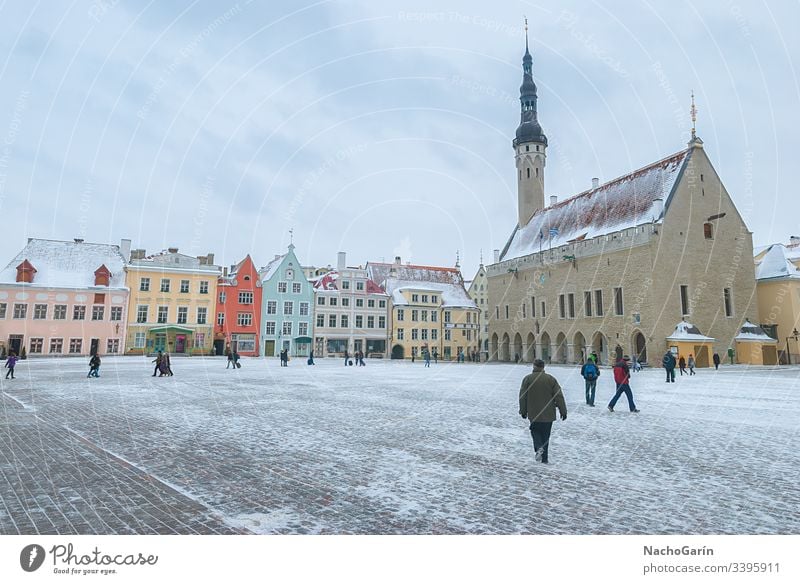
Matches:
[[1, 356, 799, 534]]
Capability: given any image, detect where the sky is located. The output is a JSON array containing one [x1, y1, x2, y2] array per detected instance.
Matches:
[[0, 0, 798, 280]]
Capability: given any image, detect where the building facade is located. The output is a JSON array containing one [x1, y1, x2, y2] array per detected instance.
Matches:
[[466, 263, 489, 359], [487, 37, 758, 366], [368, 258, 480, 361], [0, 238, 130, 357], [125, 248, 220, 355], [214, 255, 262, 356], [754, 239, 800, 363], [311, 252, 389, 358], [259, 244, 314, 358]]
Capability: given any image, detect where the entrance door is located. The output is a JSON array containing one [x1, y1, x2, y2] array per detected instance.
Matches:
[[90, 338, 100, 356], [391, 344, 404, 359], [154, 334, 166, 352], [354, 340, 363, 353], [634, 333, 647, 363], [9, 335, 23, 355], [282, 340, 290, 352], [264, 340, 275, 357], [213, 339, 225, 356], [175, 335, 186, 354], [694, 345, 710, 368]]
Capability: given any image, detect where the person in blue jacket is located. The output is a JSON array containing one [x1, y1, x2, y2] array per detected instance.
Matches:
[[663, 351, 677, 383], [580, 358, 600, 406]]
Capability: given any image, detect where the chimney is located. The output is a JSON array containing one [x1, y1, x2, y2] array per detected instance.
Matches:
[[274, 254, 281, 260], [120, 239, 131, 262], [790, 235, 800, 246], [206, 253, 214, 265], [549, 196, 557, 206], [394, 256, 401, 265], [74, 238, 84, 243], [168, 247, 178, 254], [16, 260, 37, 283], [337, 252, 346, 272], [493, 249, 500, 263], [591, 177, 599, 189], [223, 266, 228, 277], [130, 249, 146, 260], [652, 198, 664, 221]]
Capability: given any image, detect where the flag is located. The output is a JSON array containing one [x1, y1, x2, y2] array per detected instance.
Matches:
[[549, 227, 559, 238]]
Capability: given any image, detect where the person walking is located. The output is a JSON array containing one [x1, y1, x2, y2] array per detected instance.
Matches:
[[662, 351, 676, 382], [344, 349, 350, 366], [432, 348, 438, 364], [152, 351, 163, 377], [280, 349, 289, 367], [164, 352, 173, 376], [713, 352, 721, 370], [678, 355, 687, 376], [519, 359, 567, 464], [88, 354, 101, 378], [358, 350, 366, 367], [423, 348, 431, 368], [307, 350, 315, 365], [687, 354, 696, 375], [590, 351, 599, 365], [631, 354, 641, 373], [608, 356, 640, 413], [580, 358, 600, 406], [5, 352, 18, 379], [233, 351, 241, 368], [226, 349, 234, 369]]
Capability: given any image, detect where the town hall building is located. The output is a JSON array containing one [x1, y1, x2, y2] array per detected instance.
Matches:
[[487, 34, 758, 367]]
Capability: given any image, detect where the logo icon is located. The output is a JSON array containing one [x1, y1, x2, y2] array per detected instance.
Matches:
[[20, 544, 46, 572]]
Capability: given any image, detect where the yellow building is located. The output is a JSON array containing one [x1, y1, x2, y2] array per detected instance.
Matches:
[[734, 320, 779, 365], [125, 248, 220, 355], [754, 241, 800, 363], [665, 321, 715, 368], [367, 259, 480, 361]]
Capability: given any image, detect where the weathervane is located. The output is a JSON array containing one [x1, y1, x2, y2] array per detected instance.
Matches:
[[690, 91, 698, 140], [289, 228, 294, 246]]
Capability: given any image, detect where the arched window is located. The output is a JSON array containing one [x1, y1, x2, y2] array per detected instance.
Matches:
[[535, 167, 539, 177], [703, 223, 713, 239], [526, 168, 531, 179]]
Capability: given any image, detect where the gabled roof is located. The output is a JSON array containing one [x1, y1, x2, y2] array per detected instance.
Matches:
[[735, 319, 777, 343], [386, 279, 477, 309], [756, 244, 800, 281], [666, 321, 715, 342], [501, 148, 691, 261], [259, 254, 286, 282], [0, 238, 127, 289]]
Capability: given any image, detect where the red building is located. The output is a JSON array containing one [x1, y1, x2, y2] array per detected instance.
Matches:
[[214, 255, 262, 356]]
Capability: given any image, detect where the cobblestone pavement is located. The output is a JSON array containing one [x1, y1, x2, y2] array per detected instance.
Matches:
[[1, 357, 798, 534]]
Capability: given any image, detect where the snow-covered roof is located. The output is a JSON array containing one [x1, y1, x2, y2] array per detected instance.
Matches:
[[756, 244, 800, 281], [367, 262, 464, 288], [259, 254, 286, 282], [666, 321, 716, 342], [311, 271, 386, 295], [0, 238, 128, 289], [501, 148, 690, 261], [735, 319, 777, 343], [386, 279, 477, 309]]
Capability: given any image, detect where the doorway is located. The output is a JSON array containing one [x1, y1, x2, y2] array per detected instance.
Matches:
[[9, 335, 23, 355], [264, 340, 275, 357], [154, 334, 166, 353], [175, 335, 186, 354], [90, 338, 100, 356]]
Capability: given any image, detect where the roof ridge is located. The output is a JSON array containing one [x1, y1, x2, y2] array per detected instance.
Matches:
[[540, 147, 690, 213]]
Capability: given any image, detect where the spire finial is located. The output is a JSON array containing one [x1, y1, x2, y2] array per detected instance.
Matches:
[[524, 16, 529, 52], [480, 248, 483, 265], [455, 250, 460, 268], [289, 228, 294, 246], [690, 90, 698, 139]]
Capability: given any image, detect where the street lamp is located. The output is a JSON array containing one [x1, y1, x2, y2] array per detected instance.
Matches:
[[786, 328, 800, 365]]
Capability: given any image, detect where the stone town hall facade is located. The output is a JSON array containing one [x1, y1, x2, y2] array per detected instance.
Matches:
[[487, 37, 757, 367]]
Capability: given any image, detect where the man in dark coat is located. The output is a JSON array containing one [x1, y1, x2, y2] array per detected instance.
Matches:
[[662, 351, 676, 382], [519, 359, 567, 464], [678, 355, 687, 376], [713, 352, 721, 370], [608, 356, 639, 413]]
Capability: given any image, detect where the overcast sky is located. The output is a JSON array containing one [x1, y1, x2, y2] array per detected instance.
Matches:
[[1, 0, 798, 280]]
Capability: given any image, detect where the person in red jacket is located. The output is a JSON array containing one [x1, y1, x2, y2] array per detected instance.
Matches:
[[607, 356, 640, 413]]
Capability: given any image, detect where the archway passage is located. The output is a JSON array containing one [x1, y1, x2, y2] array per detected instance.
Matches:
[[555, 332, 568, 363], [573, 332, 586, 363], [513, 333, 523, 363], [490, 333, 499, 361], [501, 333, 511, 362], [591, 332, 607, 365], [540, 332, 551, 363], [633, 332, 647, 364], [525, 332, 536, 362], [391, 344, 405, 359]]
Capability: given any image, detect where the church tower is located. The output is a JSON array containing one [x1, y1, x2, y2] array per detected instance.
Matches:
[[514, 23, 547, 227]]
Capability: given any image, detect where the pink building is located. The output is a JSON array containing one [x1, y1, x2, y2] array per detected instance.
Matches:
[[0, 238, 130, 357]]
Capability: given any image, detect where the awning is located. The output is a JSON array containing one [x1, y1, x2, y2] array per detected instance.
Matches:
[[294, 336, 313, 343], [149, 326, 195, 333]]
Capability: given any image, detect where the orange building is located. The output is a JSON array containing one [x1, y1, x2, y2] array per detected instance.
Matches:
[[214, 255, 262, 356]]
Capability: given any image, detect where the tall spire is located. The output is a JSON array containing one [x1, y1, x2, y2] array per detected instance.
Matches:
[[514, 18, 546, 147]]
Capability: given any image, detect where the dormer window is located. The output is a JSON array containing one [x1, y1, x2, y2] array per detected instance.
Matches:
[[15, 259, 37, 283]]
